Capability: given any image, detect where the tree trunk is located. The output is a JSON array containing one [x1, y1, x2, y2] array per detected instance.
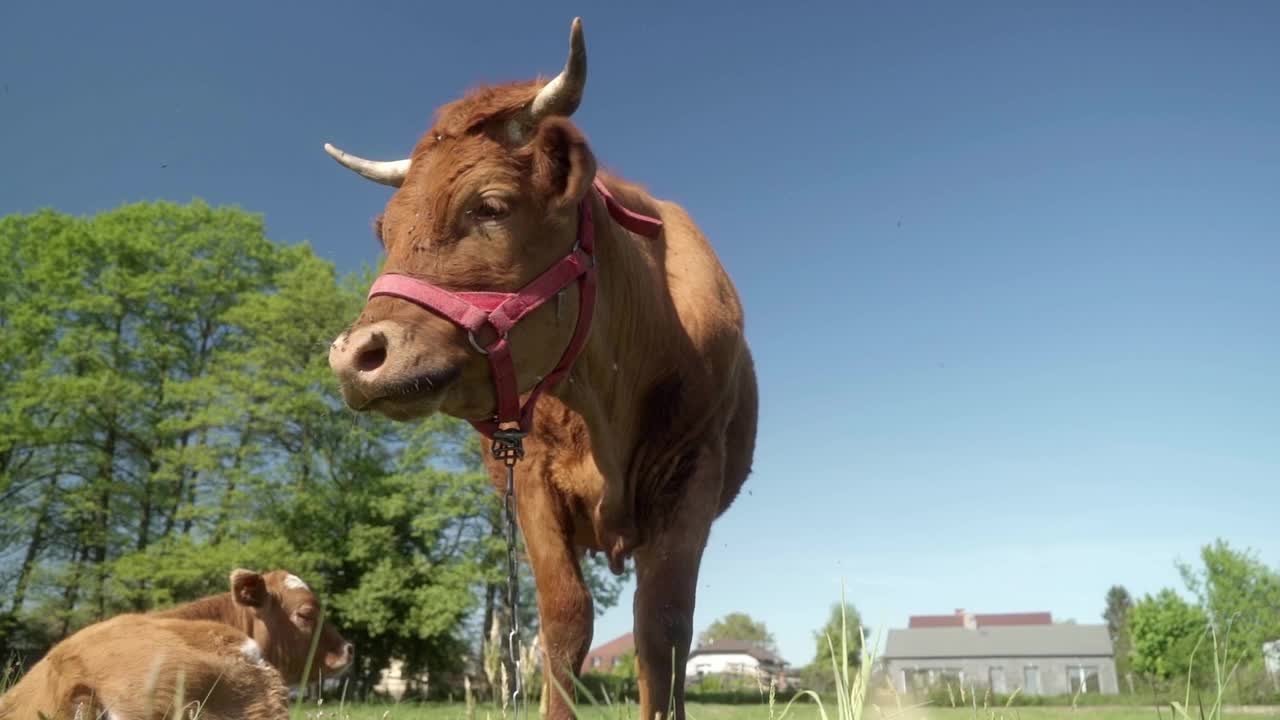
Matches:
[[92, 426, 115, 621], [8, 475, 59, 615], [160, 428, 203, 540], [58, 544, 89, 638], [136, 454, 160, 552], [163, 316, 217, 540], [212, 422, 251, 544], [481, 581, 497, 665], [181, 479, 198, 536]]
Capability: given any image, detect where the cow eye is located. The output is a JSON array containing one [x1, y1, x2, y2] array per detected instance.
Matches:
[[471, 198, 509, 221]]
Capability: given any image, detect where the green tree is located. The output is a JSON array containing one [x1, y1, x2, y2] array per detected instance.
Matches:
[[811, 600, 867, 668], [0, 201, 635, 697], [1177, 539, 1280, 670], [610, 649, 638, 699], [794, 599, 866, 693], [1128, 588, 1211, 684], [1103, 585, 1134, 686], [697, 612, 776, 652], [1104, 585, 1134, 640], [0, 202, 282, 637]]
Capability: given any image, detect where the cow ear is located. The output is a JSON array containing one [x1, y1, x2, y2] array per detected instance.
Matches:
[[531, 117, 596, 212], [230, 568, 268, 608]]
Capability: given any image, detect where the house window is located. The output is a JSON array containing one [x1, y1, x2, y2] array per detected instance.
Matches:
[[1023, 666, 1040, 696], [591, 657, 602, 669], [1066, 665, 1100, 694], [988, 666, 1007, 694], [902, 667, 963, 690], [933, 668, 964, 686]]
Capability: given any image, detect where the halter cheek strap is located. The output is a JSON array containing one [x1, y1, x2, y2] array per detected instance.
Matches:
[[366, 178, 663, 438]]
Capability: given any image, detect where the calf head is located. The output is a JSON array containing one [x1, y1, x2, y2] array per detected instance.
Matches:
[[229, 569, 353, 684], [325, 18, 598, 425]]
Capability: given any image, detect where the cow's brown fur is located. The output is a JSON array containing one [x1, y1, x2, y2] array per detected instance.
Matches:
[[0, 569, 350, 720], [0, 616, 291, 720], [328, 25, 757, 720], [153, 569, 353, 686]]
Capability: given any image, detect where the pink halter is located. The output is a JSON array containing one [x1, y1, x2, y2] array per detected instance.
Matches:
[[367, 178, 663, 438]]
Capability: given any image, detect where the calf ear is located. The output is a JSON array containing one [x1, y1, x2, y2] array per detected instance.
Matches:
[[531, 117, 597, 212], [230, 568, 268, 608]]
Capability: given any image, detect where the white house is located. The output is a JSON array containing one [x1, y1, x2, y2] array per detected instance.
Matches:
[[685, 639, 789, 684], [374, 658, 429, 700], [1264, 640, 1279, 678]]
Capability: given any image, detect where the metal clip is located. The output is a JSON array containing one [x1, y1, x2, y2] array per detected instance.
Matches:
[[491, 429, 527, 468]]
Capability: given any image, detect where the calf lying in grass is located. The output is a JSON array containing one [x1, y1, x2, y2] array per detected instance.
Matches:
[[0, 568, 352, 720]]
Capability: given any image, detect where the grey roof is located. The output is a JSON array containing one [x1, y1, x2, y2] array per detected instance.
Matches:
[[689, 639, 787, 666], [882, 624, 1114, 659]]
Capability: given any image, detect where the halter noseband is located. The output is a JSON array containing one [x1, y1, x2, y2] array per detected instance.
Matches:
[[366, 178, 663, 438]]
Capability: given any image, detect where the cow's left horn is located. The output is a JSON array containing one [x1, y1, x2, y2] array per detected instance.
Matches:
[[527, 17, 588, 124], [323, 143, 411, 187]]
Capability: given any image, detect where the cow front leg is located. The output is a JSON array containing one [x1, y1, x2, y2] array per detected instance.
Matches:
[[516, 475, 594, 720], [632, 445, 723, 720]]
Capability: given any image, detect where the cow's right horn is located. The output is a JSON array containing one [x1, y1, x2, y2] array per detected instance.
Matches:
[[508, 17, 587, 143], [322, 143, 411, 187], [529, 18, 588, 122]]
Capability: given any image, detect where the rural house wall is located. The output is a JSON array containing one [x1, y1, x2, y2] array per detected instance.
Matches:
[[687, 652, 763, 677], [884, 656, 1119, 696]]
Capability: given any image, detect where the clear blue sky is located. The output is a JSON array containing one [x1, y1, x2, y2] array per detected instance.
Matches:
[[3, 1, 1278, 667]]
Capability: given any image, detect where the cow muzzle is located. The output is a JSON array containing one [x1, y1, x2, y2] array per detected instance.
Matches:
[[328, 320, 461, 418], [325, 642, 355, 676]]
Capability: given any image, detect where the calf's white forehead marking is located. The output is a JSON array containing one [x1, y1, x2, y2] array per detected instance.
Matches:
[[240, 638, 265, 665], [283, 574, 309, 591]]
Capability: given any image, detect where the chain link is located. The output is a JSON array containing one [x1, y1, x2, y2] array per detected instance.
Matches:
[[492, 429, 528, 720]]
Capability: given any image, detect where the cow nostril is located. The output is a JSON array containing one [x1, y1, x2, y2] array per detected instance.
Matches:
[[356, 346, 386, 372]]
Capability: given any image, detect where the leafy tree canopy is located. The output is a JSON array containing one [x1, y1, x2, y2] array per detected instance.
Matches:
[[0, 201, 631, 696], [698, 612, 777, 653]]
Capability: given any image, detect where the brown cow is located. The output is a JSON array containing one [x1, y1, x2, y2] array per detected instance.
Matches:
[[0, 569, 352, 720], [152, 568, 353, 686], [323, 18, 756, 720]]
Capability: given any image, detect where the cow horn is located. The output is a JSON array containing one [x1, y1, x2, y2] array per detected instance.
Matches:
[[527, 17, 588, 125], [322, 143, 411, 187]]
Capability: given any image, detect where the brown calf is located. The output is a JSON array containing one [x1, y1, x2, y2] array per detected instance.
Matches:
[[0, 569, 351, 720]]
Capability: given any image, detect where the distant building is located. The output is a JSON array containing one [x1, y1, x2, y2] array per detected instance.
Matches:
[[882, 609, 1119, 696], [1264, 639, 1279, 678], [374, 658, 428, 700], [686, 639, 791, 686], [909, 610, 1053, 629], [583, 633, 793, 688], [582, 632, 635, 673]]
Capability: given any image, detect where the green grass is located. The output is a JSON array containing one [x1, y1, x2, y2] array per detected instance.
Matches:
[[283, 702, 1280, 720], [7, 582, 1279, 720], [283, 587, 1280, 720]]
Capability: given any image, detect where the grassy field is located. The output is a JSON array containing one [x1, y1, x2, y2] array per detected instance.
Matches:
[[286, 702, 1280, 720]]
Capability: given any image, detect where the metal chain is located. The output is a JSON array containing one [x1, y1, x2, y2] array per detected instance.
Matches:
[[492, 429, 527, 720]]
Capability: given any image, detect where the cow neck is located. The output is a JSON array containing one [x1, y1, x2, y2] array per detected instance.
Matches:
[[554, 183, 671, 440], [154, 592, 256, 638]]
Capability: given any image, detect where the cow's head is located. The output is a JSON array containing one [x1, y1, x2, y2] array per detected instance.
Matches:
[[229, 569, 354, 684], [325, 18, 597, 423]]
